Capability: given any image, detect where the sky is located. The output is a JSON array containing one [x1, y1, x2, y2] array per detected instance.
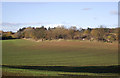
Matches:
[[2, 2, 118, 32]]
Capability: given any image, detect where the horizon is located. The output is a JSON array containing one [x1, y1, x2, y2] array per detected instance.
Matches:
[[1, 25, 119, 33], [2, 2, 118, 32]]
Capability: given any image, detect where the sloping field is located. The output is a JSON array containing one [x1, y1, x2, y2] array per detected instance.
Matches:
[[2, 39, 118, 77], [2, 39, 118, 66]]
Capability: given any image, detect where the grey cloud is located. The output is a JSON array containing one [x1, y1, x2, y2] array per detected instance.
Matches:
[[93, 17, 98, 20], [1, 22, 50, 32], [1, 22, 51, 26], [110, 10, 120, 15], [81, 8, 91, 10], [61, 21, 70, 24]]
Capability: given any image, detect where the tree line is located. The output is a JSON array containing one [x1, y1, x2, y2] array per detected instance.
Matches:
[[1, 25, 120, 43]]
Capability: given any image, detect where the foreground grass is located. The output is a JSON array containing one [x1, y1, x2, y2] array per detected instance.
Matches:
[[2, 66, 118, 76]]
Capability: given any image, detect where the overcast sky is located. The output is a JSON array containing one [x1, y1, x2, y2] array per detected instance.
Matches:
[[2, 2, 118, 32]]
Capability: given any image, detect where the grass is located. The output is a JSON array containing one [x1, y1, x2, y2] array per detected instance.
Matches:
[[2, 66, 119, 76], [2, 39, 118, 77]]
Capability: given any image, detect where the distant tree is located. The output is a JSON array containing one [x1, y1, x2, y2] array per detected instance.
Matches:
[[97, 25, 105, 41], [107, 35, 116, 41], [63, 29, 71, 39], [69, 26, 77, 39], [87, 27, 92, 31], [74, 31, 80, 39], [23, 27, 35, 38], [2, 32, 14, 40], [84, 30, 90, 35], [48, 27, 51, 30], [33, 26, 46, 41], [115, 28, 120, 41], [9, 25, 119, 42], [46, 30, 52, 40], [91, 29, 99, 40]]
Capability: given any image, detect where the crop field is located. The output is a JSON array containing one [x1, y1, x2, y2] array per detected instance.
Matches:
[[2, 39, 119, 78]]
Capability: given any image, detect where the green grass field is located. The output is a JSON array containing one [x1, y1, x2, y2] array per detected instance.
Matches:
[[2, 39, 119, 77]]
